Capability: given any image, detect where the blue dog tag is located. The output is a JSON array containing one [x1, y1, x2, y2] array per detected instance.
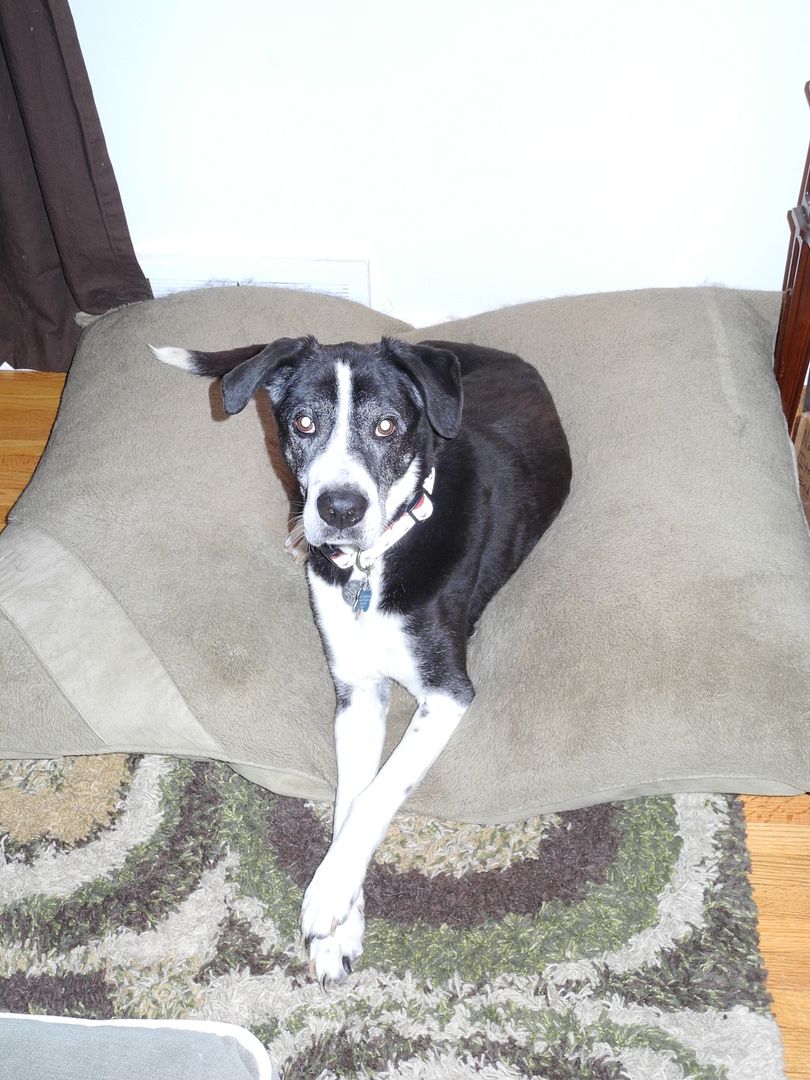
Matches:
[[353, 581, 372, 614]]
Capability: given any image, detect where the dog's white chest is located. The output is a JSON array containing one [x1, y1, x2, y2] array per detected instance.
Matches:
[[307, 564, 420, 693]]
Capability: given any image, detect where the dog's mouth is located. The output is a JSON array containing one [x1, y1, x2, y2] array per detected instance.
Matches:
[[304, 520, 380, 552], [315, 533, 378, 553]]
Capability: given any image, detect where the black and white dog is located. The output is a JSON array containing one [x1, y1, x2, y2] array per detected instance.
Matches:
[[152, 335, 571, 985]]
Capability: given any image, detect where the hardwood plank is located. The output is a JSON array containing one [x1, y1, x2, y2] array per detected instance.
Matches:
[[760, 950, 810, 992], [744, 793, 810, 825], [770, 990, 810, 1028], [0, 372, 66, 413], [745, 824, 810, 886], [752, 884, 810, 923], [0, 372, 65, 530], [772, 990, 810, 1080], [744, 800, 810, 1080]]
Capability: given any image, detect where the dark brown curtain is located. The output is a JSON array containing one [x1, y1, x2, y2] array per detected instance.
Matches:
[[0, 0, 152, 371]]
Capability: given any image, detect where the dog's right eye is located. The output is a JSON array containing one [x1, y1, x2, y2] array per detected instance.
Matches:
[[294, 414, 316, 434]]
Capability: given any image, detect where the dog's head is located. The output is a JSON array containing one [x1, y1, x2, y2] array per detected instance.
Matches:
[[152, 336, 462, 549]]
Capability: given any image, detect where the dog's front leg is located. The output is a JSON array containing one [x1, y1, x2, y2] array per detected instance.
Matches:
[[306, 679, 389, 986], [301, 688, 471, 982], [331, 680, 390, 835]]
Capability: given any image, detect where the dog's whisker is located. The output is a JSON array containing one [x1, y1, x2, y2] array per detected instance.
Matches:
[[284, 512, 311, 565], [287, 519, 307, 544]]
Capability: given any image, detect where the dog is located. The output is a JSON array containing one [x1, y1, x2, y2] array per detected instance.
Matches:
[[151, 334, 571, 985]]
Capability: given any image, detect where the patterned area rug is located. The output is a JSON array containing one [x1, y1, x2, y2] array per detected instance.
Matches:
[[0, 755, 787, 1079]]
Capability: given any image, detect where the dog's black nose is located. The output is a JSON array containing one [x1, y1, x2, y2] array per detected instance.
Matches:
[[317, 488, 369, 530]]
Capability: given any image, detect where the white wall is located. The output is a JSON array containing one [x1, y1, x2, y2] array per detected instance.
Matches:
[[70, 0, 810, 327]]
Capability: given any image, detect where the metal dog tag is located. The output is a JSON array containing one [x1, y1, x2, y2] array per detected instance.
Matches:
[[342, 579, 363, 607], [342, 574, 372, 615]]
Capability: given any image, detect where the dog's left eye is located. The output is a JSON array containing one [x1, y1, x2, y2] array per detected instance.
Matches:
[[294, 414, 316, 434], [374, 418, 397, 438]]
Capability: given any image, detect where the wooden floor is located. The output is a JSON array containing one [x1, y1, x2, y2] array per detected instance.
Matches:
[[1, 370, 809, 1078]]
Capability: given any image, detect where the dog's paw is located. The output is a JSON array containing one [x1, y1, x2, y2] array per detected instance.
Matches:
[[306, 897, 365, 988], [301, 849, 365, 945]]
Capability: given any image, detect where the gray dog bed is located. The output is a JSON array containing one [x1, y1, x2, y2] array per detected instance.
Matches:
[[0, 285, 808, 822]]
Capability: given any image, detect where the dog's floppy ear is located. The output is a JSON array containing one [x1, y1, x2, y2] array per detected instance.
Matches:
[[150, 336, 315, 414], [220, 337, 315, 414], [382, 338, 463, 438]]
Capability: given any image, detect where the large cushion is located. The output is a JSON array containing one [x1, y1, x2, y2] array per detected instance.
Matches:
[[1, 285, 808, 822]]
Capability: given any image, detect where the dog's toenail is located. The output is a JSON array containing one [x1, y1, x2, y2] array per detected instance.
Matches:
[[342, 956, 352, 975]]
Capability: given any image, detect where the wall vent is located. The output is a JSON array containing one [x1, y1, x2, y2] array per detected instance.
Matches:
[[139, 255, 371, 306]]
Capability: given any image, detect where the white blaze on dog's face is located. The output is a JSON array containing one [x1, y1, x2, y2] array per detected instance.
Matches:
[[268, 344, 434, 550], [298, 362, 378, 547]]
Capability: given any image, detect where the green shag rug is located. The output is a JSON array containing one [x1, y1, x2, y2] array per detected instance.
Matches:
[[0, 756, 787, 1079]]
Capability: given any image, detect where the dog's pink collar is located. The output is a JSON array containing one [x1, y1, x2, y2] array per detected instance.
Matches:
[[321, 468, 436, 573]]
